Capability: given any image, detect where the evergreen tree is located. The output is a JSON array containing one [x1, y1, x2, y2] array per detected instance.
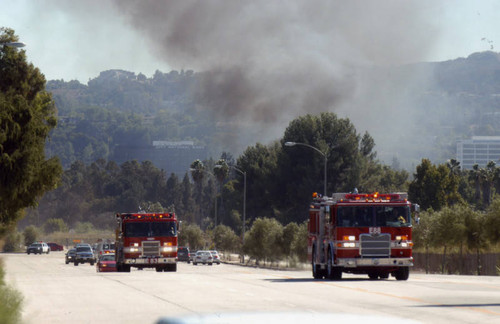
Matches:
[[0, 28, 62, 235]]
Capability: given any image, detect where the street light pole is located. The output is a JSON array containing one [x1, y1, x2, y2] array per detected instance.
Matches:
[[231, 166, 246, 245], [285, 141, 328, 197]]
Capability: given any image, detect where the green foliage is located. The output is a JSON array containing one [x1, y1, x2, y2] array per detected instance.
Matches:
[[22, 159, 191, 229], [139, 202, 166, 213], [179, 223, 205, 250], [485, 197, 500, 243], [45, 68, 217, 169], [213, 159, 229, 183], [408, 159, 462, 211], [414, 204, 490, 254], [211, 224, 240, 252], [236, 142, 281, 223], [44, 218, 68, 234], [75, 222, 94, 234], [2, 230, 21, 252], [244, 218, 283, 263], [0, 259, 23, 324], [412, 209, 434, 250], [281, 222, 299, 257], [23, 226, 38, 246], [291, 222, 309, 262], [0, 28, 62, 235]]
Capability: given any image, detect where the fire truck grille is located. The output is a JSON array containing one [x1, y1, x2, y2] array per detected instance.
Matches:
[[142, 241, 160, 256], [359, 234, 390, 257]]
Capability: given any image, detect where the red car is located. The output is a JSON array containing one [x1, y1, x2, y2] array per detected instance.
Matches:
[[96, 254, 117, 272], [47, 242, 64, 251]]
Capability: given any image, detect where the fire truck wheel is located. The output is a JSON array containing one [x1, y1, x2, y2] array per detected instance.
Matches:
[[156, 267, 163, 272], [331, 267, 342, 280], [379, 273, 389, 279], [368, 273, 379, 280], [395, 266, 409, 280], [165, 264, 177, 272], [74, 262, 79, 266], [312, 246, 322, 279], [326, 250, 333, 280]]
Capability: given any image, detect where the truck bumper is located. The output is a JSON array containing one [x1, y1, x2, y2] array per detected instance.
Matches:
[[337, 257, 413, 268], [125, 257, 176, 265]]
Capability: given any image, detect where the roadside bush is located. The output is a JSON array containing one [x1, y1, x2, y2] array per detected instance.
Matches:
[[212, 225, 240, 252], [3, 231, 22, 252], [244, 218, 283, 264], [0, 259, 23, 324], [23, 226, 38, 247], [290, 222, 308, 263], [179, 223, 205, 250]]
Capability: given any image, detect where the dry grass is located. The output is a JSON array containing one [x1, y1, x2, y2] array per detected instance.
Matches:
[[42, 230, 114, 248]]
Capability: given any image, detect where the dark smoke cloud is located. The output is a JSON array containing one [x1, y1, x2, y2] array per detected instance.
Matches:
[[50, 0, 441, 162], [107, 0, 439, 158]]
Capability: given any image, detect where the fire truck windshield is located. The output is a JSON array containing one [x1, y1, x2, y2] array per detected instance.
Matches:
[[337, 205, 411, 227], [124, 221, 177, 237]]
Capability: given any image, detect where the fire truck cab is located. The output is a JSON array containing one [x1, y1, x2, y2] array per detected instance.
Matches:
[[308, 192, 417, 280], [115, 212, 178, 272]]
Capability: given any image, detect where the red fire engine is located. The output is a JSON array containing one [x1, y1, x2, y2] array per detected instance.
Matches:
[[115, 212, 178, 272], [308, 192, 418, 280]]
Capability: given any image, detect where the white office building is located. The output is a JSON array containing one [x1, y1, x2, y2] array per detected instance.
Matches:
[[456, 136, 500, 170]]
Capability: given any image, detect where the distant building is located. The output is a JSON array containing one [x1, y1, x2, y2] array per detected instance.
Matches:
[[113, 141, 208, 177], [456, 136, 500, 170]]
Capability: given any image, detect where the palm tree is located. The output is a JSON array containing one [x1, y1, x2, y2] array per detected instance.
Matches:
[[190, 160, 205, 225]]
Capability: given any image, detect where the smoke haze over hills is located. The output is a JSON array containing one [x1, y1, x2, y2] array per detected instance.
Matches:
[[103, 1, 442, 162], [11, 1, 500, 168]]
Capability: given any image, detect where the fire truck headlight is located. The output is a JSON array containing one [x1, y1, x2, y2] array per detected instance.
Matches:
[[396, 235, 408, 241], [124, 247, 141, 253], [132, 243, 139, 247], [161, 246, 178, 253], [342, 242, 356, 248], [401, 243, 408, 247], [343, 235, 355, 241]]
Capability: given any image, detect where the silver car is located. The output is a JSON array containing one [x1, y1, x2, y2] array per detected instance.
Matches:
[[209, 250, 221, 264], [193, 251, 213, 265]]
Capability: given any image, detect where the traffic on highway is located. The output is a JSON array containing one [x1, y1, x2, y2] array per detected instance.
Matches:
[[3, 252, 500, 324]]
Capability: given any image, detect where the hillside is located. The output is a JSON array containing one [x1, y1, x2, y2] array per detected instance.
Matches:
[[45, 51, 500, 171]]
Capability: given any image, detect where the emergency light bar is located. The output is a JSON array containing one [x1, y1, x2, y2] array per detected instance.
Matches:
[[343, 193, 405, 202], [117, 213, 175, 220]]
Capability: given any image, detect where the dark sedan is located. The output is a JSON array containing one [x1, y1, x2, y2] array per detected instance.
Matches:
[[65, 248, 76, 264], [177, 247, 190, 263]]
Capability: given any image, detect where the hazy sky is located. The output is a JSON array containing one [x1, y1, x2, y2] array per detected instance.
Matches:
[[1, 0, 498, 82]]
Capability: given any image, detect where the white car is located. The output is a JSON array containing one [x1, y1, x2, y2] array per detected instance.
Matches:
[[27, 242, 50, 254], [193, 251, 213, 265], [210, 250, 221, 264]]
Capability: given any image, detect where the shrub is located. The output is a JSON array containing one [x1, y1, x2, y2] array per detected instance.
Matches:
[[0, 259, 23, 324], [23, 226, 38, 247], [3, 231, 22, 252]]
